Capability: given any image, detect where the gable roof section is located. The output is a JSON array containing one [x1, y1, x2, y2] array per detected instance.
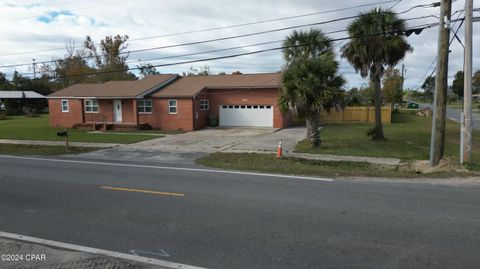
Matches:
[[48, 74, 178, 99], [150, 73, 282, 98]]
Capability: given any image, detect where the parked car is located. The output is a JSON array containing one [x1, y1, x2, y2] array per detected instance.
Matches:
[[407, 102, 419, 109]]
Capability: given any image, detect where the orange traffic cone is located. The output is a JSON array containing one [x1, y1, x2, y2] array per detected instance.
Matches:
[[277, 140, 283, 159]]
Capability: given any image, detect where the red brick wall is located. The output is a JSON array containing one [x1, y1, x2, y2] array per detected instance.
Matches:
[[49, 89, 293, 130], [48, 99, 84, 128], [153, 98, 194, 131], [83, 100, 110, 123], [82, 99, 138, 124], [137, 99, 157, 127], [49, 99, 139, 127], [206, 88, 291, 128], [193, 92, 210, 130], [121, 100, 136, 124], [138, 113, 155, 127]]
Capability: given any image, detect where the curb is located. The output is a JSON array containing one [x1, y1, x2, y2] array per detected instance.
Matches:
[[0, 231, 207, 269]]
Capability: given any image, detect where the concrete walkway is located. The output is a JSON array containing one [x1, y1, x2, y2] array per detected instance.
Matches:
[[218, 150, 401, 165], [286, 152, 401, 165], [0, 139, 121, 148]]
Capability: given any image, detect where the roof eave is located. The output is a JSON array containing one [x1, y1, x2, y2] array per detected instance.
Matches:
[[47, 96, 137, 99], [205, 85, 281, 90]]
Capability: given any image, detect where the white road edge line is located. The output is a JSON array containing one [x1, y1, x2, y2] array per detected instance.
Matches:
[[0, 155, 333, 182], [0, 231, 207, 269]]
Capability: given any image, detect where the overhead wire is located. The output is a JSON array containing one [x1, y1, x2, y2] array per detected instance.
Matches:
[[4, 22, 448, 83], [4, 14, 440, 77], [0, 0, 401, 58], [0, 10, 441, 71], [413, 9, 465, 90]]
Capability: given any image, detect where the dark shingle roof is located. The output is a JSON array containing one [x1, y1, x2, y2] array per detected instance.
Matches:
[[48, 74, 178, 98], [150, 73, 282, 98], [47, 73, 282, 99]]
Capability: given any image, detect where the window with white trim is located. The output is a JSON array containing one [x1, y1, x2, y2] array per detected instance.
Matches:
[[61, 99, 69, 112], [137, 99, 152, 113], [200, 99, 209, 110], [85, 99, 99, 113], [168, 99, 177, 114]]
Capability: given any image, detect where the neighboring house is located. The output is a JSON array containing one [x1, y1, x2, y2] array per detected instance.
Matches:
[[0, 90, 46, 112], [47, 73, 294, 131]]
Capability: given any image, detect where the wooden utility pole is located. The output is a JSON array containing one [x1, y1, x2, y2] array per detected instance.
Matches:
[[461, 0, 473, 164], [430, 0, 452, 167]]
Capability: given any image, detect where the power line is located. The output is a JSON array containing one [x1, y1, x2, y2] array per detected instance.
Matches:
[[389, 0, 403, 9], [0, 0, 400, 58], [0, 12, 440, 71], [128, 0, 401, 41], [2, 14, 439, 76], [413, 9, 465, 90], [5, 22, 446, 83]]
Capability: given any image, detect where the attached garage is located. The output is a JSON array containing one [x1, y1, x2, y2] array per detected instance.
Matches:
[[219, 104, 273, 127]]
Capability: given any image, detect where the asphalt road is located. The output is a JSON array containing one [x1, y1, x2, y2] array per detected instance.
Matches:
[[445, 108, 480, 131], [1, 155, 480, 269], [419, 102, 480, 131]]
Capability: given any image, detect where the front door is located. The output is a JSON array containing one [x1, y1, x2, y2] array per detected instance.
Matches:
[[113, 100, 122, 122]]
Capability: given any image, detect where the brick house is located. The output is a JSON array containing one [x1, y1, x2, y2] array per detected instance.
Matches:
[[47, 72, 294, 131]]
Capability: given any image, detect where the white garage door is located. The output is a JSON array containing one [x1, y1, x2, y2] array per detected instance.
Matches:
[[219, 105, 273, 127]]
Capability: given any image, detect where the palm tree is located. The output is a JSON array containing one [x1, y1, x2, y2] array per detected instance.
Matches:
[[341, 8, 412, 140], [279, 29, 345, 146]]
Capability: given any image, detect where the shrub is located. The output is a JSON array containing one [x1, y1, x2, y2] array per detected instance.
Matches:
[[366, 126, 378, 140]]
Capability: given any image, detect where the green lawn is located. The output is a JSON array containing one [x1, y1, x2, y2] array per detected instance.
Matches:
[[295, 112, 480, 162], [0, 115, 160, 144], [447, 100, 480, 110], [196, 153, 470, 178], [0, 144, 98, 156], [447, 101, 464, 109], [196, 111, 479, 178]]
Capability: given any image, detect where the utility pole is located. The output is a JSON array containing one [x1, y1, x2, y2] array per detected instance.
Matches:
[[430, 0, 452, 167], [32, 58, 37, 79], [400, 63, 405, 107], [461, 0, 473, 164]]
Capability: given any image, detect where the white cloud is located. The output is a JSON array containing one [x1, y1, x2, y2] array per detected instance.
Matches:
[[0, 0, 478, 90]]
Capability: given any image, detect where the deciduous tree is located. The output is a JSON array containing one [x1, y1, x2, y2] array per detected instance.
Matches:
[[451, 71, 464, 97], [84, 35, 136, 81]]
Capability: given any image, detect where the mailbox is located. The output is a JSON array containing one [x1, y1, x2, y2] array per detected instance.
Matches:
[[56, 131, 68, 137]]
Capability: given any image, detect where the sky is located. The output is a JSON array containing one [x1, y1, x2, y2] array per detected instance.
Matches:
[[0, 0, 478, 90]]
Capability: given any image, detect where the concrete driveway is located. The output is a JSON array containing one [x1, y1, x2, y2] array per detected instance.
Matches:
[[121, 127, 306, 154]]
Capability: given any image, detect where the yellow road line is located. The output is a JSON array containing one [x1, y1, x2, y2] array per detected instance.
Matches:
[[99, 186, 185, 197]]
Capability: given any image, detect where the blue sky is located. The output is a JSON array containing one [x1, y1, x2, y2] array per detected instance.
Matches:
[[38, 10, 73, 23]]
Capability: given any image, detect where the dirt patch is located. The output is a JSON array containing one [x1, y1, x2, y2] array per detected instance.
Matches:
[[406, 158, 468, 174], [415, 108, 433, 117]]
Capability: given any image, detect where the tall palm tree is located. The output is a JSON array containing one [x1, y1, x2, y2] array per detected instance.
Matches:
[[341, 8, 412, 140], [279, 29, 345, 146]]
